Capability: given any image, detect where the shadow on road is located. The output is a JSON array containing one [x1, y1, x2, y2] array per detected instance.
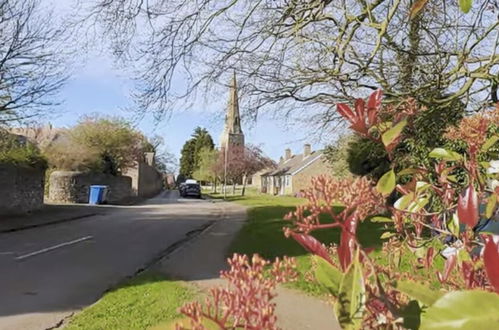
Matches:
[[0, 190, 224, 329]]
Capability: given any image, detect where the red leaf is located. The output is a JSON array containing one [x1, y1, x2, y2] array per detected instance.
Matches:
[[354, 99, 367, 133], [355, 98, 366, 119], [409, 0, 430, 19], [457, 184, 479, 228], [290, 232, 333, 264], [483, 235, 499, 293], [339, 214, 358, 272], [337, 103, 356, 123], [437, 253, 457, 283], [349, 121, 368, 135], [367, 89, 383, 126]]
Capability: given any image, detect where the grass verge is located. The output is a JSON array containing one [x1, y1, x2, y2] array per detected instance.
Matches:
[[66, 272, 195, 330], [205, 189, 436, 296]]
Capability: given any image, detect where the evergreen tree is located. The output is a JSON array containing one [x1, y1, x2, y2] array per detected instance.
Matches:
[[178, 127, 214, 178]]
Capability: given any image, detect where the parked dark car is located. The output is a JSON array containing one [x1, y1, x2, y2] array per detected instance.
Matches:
[[179, 180, 201, 198]]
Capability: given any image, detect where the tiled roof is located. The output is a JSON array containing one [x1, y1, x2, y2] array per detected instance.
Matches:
[[263, 151, 324, 176]]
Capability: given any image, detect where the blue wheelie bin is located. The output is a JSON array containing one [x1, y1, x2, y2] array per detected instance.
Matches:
[[89, 185, 108, 205]]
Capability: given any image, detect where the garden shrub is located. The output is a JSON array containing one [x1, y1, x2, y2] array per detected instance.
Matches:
[[0, 129, 47, 168], [177, 91, 499, 329], [43, 116, 150, 175]]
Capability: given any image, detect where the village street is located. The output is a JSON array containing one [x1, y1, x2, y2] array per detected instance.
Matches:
[[0, 191, 223, 330]]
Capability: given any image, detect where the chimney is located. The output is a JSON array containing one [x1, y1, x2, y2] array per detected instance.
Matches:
[[279, 156, 284, 164], [285, 148, 292, 161], [304, 144, 311, 157]]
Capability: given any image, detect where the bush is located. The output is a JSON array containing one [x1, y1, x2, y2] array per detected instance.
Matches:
[[344, 99, 465, 179], [0, 129, 47, 168], [43, 116, 149, 174], [43, 135, 103, 172], [323, 134, 356, 178]]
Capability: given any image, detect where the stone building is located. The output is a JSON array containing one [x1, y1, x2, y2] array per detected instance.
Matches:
[[259, 144, 330, 196]]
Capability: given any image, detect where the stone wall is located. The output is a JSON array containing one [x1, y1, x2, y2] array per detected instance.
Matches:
[[123, 161, 163, 198], [48, 171, 132, 204], [0, 164, 45, 214]]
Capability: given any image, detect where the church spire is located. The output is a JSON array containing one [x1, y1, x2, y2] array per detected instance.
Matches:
[[227, 71, 242, 134], [220, 72, 245, 149]]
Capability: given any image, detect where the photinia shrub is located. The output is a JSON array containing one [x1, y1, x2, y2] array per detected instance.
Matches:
[[179, 92, 499, 329]]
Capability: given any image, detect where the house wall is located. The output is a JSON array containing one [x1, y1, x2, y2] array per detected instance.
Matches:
[[0, 164, 45, 215], [291, 157, 330, 195], [48, 171, 132, 204]]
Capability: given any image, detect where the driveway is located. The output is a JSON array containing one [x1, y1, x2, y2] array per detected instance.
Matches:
[[0, 191, 221, 330]]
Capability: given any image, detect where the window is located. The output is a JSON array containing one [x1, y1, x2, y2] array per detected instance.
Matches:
[[286, 175, 291, 187]]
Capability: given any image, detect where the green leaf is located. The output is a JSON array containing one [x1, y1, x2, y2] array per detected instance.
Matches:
[[331, 202, 347, 215], [382, 119, 407, 147], [421, 290, 499, 329], [458, 0, 472, 13], [335, 250, 365, 330], [394, 193, 414, 210], [447, 213, 460, 237], [370, 216, 393, 223], [400, 300, 422, 330], [395, 280, 444, 306], [380, 232, 396, 239], [398, 168, 420, 176], [376, 169, 396, 195], [313, 256, 343, 296], [428, 148, 462, 162], [482, 135, 499, 152], [485, 194, 497, 219], [407, 197, 429, 213], [416, 181, 431, 194]]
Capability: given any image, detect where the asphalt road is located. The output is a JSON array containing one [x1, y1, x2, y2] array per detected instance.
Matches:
[[0, 191, 222, 330]]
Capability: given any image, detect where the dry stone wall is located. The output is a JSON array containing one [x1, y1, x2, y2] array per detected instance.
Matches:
[[48, 171, 132, 204], [0, 164, 45, 215]]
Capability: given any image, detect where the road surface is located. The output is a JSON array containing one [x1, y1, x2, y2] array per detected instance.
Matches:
[[0, 191, 222, 330]]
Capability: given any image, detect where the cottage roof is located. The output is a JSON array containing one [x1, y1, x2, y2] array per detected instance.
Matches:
[[265, 150, 324, 177]]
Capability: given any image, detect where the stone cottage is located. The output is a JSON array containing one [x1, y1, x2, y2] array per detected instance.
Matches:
[[259, 144, 330, 196]]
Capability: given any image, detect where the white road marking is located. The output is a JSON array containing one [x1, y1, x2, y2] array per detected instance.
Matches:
[[15, 236, 93, 260]]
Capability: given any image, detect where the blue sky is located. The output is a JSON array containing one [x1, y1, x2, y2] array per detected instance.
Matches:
[[43, 0, 326, 165]]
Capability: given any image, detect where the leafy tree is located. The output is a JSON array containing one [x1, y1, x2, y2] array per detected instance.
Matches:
[[192, 127, 214, 169], [346, 136, 390, 180], [324, 134, 356, 178], [179, 127, 214, 178], [192, 147, 220, 191], [345, 98, 466, 179], [179, 139, 196, 178], [44, 116, 147, 174]]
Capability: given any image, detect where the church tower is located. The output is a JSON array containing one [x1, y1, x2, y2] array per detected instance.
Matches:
[[220, 72, 245, 150]]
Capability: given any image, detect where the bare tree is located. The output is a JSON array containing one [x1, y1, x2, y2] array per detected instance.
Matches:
[[0, 0, 69, 124], [83, 0, 499, 126]]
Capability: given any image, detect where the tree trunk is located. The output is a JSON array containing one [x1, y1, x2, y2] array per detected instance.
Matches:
[[213, 178, 218, 194], [242, 176, 247, 196], [232, 182, 236, 195]]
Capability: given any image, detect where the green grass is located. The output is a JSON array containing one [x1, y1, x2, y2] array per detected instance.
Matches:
[[206, 189, 438, 295], [66, 272, 195, 330]]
